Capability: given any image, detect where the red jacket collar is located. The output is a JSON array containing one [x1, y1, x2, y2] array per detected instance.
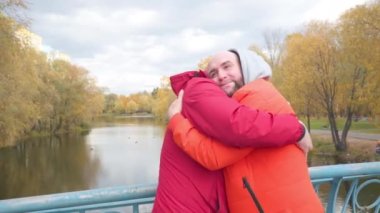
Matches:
[[170, 70, 206, 95]]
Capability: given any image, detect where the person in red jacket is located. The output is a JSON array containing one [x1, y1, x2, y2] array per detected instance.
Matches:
[[165, 49, 323, 212], [152, 50, 312, 212]]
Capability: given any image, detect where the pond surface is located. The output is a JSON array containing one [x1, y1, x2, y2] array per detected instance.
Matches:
[[0, 117, 164, 199]]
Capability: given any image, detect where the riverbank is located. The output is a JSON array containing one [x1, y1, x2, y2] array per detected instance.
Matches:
[[310, 134, 380, 166], [0, 113, 161, 149]]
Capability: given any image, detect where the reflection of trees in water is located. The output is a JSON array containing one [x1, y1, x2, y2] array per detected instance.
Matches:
[[0, 134, 100, 199]]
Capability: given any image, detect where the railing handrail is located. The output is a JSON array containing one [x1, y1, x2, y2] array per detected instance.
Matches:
[[0, 162, 379, 213], [0, 183, 157, 213], [309, 162, 380, 179]]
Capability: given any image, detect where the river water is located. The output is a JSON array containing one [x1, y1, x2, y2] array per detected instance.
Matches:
[[0, 117, 378, 212], [0, 117, 163, 199]]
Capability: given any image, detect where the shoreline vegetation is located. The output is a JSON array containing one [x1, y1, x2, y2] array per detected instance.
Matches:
[[12, 113, 160, 148], [310, 135, 380, 166], [307, 117, 380, 164], [8, 114, 380, 165]]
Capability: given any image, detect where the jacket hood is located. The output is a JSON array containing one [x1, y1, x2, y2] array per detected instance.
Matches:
[[230, 49, 272, 84], [170, 70, 206, 95]]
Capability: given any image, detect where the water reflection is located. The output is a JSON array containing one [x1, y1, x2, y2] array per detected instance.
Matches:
[[86, 121, 164, 188], [0, 134, 100, 199], [0, 117, 165, 200]]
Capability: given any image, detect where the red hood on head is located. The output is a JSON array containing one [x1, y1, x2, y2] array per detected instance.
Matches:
[[170, 70, 207, 95]]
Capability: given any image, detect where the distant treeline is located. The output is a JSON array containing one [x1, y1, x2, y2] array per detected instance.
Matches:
[[103, 82, 175, 121]]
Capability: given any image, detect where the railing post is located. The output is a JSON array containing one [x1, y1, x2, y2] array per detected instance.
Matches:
[[326, 177, 342, 213], [341, 179, 358, 213], [133, 204, 139, 213]]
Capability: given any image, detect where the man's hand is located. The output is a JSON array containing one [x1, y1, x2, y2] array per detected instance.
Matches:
[[167, 90, 184, 119], [296, 122, 313, 158]]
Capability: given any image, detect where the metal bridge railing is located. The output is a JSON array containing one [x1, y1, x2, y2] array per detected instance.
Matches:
[[0, 162, 379, 213], [310, 162, 380, 213]]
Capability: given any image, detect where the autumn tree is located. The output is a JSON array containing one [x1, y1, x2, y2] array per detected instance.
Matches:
[[0, 14, 42, 146], [283, 21, 352, 150], [279, 33, 321, 131], [151, 76, 175, 122], [126, 100, 138, 114], [280, 13, 379, 151], [338, 0, 380, 126], [104, 94, 118, 113], [129, 92, 152, 113], [198, 56, 211, 70], [0, 3, 104, 147], [114, 95, 129, 114], [50, 60, 104, 133], [0, 0, 27, 25], [80, 77, 104, 121]]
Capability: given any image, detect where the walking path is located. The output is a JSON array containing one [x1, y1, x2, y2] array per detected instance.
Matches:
[[311, 129, 380, 141]]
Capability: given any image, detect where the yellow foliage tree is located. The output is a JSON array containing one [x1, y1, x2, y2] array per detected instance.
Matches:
[[338, 0, 380, 126], [280, 12, 379, 151], [0, 15, 42, 146], [151, 76, 175, 122], [126, 100, 138, 114], [198, 56, 211, 70]]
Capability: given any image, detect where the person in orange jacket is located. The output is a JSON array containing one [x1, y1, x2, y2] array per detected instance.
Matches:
[[167, 49, 324, 212]]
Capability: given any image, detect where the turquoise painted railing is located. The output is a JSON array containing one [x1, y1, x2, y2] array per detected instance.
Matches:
[[0, 162, 379, 213]]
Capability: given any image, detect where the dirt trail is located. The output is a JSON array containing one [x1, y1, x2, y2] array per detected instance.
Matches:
[[310, 129, 380, 142]]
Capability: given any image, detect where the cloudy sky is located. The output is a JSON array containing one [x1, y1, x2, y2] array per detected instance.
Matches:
[[26, 0, 369, 95]]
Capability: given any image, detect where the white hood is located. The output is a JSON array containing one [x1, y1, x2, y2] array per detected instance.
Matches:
[[230, 49, 272, 84]]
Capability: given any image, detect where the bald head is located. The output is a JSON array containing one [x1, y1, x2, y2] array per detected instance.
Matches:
[[206, 51, 239, 73]]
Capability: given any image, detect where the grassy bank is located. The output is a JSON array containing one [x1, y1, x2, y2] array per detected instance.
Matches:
[[309, 135, 380, 166], [301, 117, 380, 134]]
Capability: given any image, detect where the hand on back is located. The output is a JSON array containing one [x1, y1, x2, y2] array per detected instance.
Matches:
[[167, 90, 184, 119], [296, 122, 313, 159]]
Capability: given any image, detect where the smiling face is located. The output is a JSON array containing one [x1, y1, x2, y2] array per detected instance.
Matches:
[[205, 51, 244, 96]]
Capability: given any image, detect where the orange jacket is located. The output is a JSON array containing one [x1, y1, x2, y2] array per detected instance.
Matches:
[[169, 79, 324, 213]]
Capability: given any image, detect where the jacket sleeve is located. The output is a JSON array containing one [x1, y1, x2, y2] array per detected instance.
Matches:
[[168, 114, 252, 171], [182, 78, 303, 148]]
